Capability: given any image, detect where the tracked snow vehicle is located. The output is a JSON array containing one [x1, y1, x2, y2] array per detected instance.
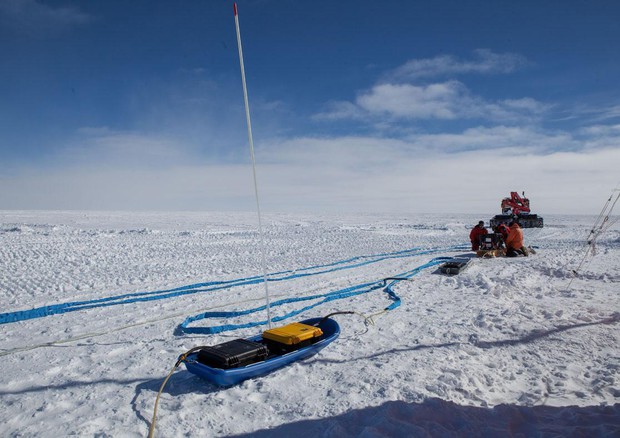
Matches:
[[490, 191, 544, 228]]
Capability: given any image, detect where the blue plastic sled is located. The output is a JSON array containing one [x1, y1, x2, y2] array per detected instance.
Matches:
[[182, 317, 340, 386]]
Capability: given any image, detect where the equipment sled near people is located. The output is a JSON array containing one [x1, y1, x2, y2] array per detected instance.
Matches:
[[183, 317, 340, 386]]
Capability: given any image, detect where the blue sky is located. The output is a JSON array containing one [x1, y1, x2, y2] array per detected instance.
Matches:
[[1, 0, 619, 214]]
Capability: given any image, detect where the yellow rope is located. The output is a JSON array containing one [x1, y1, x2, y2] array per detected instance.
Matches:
[[147, 348, 204, 438], [362, 309, 388, 325], [147, 361, 179, 438]]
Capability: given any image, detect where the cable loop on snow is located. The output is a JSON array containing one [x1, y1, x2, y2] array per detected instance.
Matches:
[[0, 245, 468, 326], [178, 256, 453, 335], [0, 248, 464, 356]]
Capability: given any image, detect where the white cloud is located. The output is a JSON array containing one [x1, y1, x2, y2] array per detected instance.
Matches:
[[315, 49, 545, 124], [386, 49, 527, 82], [316, 81, 547, 122], [501, 98, 549, 113], [579, 124, 620, 152], [253, 128, 620, 213], [251, 134, 619, 214], [552, 103, 620, 124], [0, 0, 92, 36], [595, 105, 620, 121], [2, 126, 618, 214], [580, 124, 620, 137], [357, 82, 465, 119], [313, 101, 366, 121], [408, 125, 576, 154]]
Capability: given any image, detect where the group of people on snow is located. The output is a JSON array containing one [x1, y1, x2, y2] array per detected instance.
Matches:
[[469, 219, 528, 257]]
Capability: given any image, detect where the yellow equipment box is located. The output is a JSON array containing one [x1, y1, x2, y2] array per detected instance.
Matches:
[[262, 322, 323, 346]]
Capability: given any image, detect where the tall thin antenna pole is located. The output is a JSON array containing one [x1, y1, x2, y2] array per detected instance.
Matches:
[[234, 3, 272, 329], [567, 186, 620, 289]]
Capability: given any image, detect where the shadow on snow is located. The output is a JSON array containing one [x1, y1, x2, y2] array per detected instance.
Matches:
[[229, 398, 620, 438]]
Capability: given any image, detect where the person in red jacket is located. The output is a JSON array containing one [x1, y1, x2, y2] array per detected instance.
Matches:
[[505, 220, 528, 257], [494, 223, 510, 248], [469, 221, 487, 251], [496, 223, 510, 240]]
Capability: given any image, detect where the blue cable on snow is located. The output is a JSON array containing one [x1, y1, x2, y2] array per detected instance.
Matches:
[[0, 244, 467, 325], [179, 256, 453, 334]]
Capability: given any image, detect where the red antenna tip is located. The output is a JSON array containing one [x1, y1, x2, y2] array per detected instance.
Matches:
[[233, 3, 238, 16]]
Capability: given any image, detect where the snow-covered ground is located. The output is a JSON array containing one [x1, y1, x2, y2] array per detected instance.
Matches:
[[1, 211, 618, 437]]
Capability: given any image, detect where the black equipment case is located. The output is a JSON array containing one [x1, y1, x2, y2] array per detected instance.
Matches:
[[196, 339, 269, 369], [479, 233, 503, 250], [439, 258, 471, 275]]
